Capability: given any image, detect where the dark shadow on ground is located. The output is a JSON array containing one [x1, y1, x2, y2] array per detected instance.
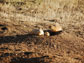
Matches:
[[0, 52, 33, 58], [0, 52, 50, 63], [0, 30, 63, 44], [0, 34, 34, 44], [10, 56, 50, 63]]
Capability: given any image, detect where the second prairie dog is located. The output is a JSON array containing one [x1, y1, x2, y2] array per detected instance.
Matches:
[[49, 23, 63, 32], [31, 28, 44, 36]]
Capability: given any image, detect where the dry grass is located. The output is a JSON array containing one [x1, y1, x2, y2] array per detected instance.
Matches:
[[0, 0, 84, 37], [0, 0, 84, 63]]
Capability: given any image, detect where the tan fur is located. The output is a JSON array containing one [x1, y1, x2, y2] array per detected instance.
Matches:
[[49, 23, 63, 32]]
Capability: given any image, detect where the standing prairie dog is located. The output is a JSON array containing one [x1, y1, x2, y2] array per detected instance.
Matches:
[[49, 23, 63, 32]]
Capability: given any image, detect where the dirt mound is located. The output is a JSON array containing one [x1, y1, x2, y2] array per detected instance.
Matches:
[[0, 30, 84, 63], [0, 14, 84, 62], [0, 18, 84, 63]]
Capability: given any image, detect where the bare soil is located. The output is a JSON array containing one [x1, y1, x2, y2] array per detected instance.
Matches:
[[0, 0, 84, 63]]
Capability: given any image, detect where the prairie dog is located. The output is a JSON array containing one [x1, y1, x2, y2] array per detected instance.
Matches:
[[49, 23, 63, 32]]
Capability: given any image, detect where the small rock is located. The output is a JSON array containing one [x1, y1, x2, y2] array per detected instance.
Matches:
[[44, 32, 50, 36], [31, 28, 44, 36]]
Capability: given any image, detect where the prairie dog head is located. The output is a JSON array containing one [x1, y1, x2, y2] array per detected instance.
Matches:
[[49, 23, 63, 32]]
